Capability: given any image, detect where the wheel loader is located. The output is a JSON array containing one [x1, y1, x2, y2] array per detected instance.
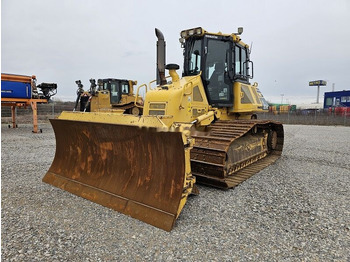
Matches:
[[43, 27, 283, 231], [74, 78, 143, 115]]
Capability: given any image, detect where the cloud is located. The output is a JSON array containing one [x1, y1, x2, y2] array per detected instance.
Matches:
[[2, 0, 350, 104]]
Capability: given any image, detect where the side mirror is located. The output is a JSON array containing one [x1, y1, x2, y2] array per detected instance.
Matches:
[[243, 60, 254, 79], [247, 60, 254, 79]]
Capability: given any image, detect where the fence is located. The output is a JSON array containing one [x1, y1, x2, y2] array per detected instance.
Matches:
[[258, 109, 350, 126], [1, 102, 75, 124], [1, 102, 350, 126]]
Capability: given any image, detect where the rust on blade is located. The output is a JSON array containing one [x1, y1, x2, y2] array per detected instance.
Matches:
[[43, 119, 186, 231]]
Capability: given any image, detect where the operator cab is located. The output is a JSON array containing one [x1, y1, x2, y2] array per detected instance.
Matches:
[[98, 79, 130, 104], [181, 27, 253, 108]]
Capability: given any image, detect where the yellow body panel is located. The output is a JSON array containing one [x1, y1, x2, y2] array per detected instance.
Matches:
[[142, 73, 264, 122], [120, 93, 136, 105], [90, 91, 112, 112], [143, 74, 209, 123], [229, 82, 264, 116]]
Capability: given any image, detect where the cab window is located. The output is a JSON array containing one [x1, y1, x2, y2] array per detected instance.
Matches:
[[121, 83, 129, 94], [235, 45, 248, 79], [235, 46, 241, 75], [188, 39, 202, 75], [110, 83, 120, 103]]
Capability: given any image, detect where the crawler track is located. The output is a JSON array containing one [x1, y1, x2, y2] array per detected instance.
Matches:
[[190, 120, 284, 189]]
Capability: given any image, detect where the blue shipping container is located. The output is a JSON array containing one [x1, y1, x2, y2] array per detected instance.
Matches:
[[1, 80, 32, 99]]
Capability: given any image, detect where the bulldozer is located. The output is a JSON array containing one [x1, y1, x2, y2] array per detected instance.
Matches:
[[43, 27, 283, 231], [74, 78, 143, 115]]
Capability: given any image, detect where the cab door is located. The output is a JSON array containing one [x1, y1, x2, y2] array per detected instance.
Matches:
[[203, 37, 233, 107], [109, 81, 122, 104]]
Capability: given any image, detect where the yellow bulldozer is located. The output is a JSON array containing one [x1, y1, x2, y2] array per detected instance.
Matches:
[[43, 27, 284, 231], [74, 78, 143, 115]]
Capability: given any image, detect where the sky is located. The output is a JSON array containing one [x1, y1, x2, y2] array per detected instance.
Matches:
[[2, 0, 350, 105]]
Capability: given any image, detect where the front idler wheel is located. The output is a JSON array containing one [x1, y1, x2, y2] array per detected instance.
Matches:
[[267, 130, 278, 151]]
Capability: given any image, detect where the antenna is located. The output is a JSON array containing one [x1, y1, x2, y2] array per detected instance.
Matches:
[[249, 42, 253, 54]]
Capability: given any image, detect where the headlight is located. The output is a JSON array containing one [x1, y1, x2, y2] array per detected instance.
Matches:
[[196, 28, 202, 35], [180, 27, 203, 38]]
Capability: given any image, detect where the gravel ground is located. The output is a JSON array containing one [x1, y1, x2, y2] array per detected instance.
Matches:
[[1, 123, 350, 261]]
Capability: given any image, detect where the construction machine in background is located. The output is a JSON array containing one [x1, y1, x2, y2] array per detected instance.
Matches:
[[74, 78, 143, 115], [43, 27, 284, 231]]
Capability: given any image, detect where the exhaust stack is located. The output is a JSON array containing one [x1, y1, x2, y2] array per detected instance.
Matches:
[[155, 28, 167, 86]]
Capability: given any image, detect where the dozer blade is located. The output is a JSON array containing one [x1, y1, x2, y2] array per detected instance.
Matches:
[[43, 119, 188, 231]]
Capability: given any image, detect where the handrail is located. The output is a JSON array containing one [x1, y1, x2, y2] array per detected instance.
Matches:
[[148, 79, 157, 90], [134, 83, 148, 108], [149, 76, 172, 90]]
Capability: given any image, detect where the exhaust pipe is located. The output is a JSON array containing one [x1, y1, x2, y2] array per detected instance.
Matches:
[[155, 28, 167, 86]]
